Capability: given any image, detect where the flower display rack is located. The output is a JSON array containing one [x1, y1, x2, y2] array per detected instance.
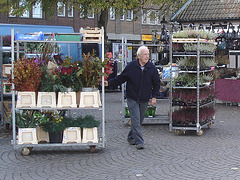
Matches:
[[169, 30, 216, 136], [10, 28, 106, 155]]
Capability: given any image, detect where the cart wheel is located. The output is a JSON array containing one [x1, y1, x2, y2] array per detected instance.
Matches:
[[89, 146, 96, 153], [174, 130, 182, 135], [21, 147, 31, 156], [128, 120, 131, 126], [196, 129, 203, 136]]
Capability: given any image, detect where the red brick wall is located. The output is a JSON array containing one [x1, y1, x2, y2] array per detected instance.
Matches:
[[0, 9, 98, 33]]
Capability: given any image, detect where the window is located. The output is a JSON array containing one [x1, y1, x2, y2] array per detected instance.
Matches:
[[142, 9, 160, 25], [20, 0, 29, 18], [126, 10, 133, 21], [87, 9, 94, 19], [80, 6, 94, 19], [120, 10, 124, 20], [33, 2, 42, 18], [57, 2, 65, 17], [9, 7, 16, 17], [110, 7, 115, 20], [79, 5, 84, 18], [68, 4, 73, 17], [149, 11, 156, 24]]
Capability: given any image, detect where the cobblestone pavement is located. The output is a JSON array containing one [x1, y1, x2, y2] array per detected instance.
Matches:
[[1, 92, 240, 180]]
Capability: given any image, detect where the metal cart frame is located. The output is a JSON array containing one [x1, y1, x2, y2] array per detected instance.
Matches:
[[10, 28, 106, 155]]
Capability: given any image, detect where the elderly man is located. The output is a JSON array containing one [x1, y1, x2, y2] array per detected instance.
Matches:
[[106, 45, 160, 150]]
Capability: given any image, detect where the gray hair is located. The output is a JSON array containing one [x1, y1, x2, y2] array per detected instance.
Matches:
[[137, 45, 149, 56]]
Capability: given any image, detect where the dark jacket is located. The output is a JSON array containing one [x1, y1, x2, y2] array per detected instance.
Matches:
[[109, 59, 160, 103]]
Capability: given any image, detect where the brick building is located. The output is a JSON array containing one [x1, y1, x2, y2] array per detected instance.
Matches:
[[0, 2, 165, 51]]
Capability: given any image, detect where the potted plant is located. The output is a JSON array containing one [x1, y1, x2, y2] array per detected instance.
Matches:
[[81, 51, 112, 89], [62, 115, 100, 144], [79, 52, 112, 107], [173, 73, 213, 87], [13, 110, 41, 144], [173, 30, 218, 41], [52, 57, 84, 92], [11, 58, 43, 92], [39, 110, 68, 143], [172, 106, 215, 126], [78, 115, 100, 144]]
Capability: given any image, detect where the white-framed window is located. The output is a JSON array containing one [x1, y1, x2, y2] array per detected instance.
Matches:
[[126, 10, 133, 21], [68, 4, 73, 17], [9, 7, 16, 17], [80, 7, 94, 19], [33, 1, 42, 18], [57, 2, 65, 17], [110, 7, 115, 20], [87, 9, 94, 19], [142, 9, 160, 25], [120, 10, 125, 20], [20, 0, 29, 18], [79, 5, 84, 18]]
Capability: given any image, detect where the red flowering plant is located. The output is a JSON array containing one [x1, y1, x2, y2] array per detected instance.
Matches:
[[11, 58, 43, 92], [52, 57, 83, 92], [103, 58, 114, 81]]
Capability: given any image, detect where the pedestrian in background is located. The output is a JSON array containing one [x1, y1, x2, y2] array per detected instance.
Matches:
[[105, 45, 160, 150]]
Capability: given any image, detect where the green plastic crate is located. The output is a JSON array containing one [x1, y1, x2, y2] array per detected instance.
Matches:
[[125, 106, 156, 118], [55, 34, 81, 41]]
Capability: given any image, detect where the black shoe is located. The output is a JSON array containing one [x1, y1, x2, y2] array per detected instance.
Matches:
[[127, 138, 135, 145], [136, 144, 144, 150]]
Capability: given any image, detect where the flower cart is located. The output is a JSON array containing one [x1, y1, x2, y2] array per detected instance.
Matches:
[[169, 30, 217, 135], [10, 27, 107, 155]]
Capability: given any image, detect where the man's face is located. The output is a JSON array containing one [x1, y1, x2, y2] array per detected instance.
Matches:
[[138, 48, 149, 66]]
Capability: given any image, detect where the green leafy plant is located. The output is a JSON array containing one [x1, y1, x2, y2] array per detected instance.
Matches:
[[39, 110, 68, 133], [173, 73, 213, 87], [177, 57, 217, 70], [73, 115, 100, 128], [38, 66, 64, 92], [81, 52, 112, 88], [183, 43, 216, 53], [13, 110, 42, 128], [36, 36, 58, 65]]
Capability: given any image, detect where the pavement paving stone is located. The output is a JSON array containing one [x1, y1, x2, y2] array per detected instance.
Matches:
[[0, 92, 240, 179]]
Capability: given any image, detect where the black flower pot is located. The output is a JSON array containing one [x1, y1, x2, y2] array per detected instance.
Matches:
[[49, 132, 63, 143]]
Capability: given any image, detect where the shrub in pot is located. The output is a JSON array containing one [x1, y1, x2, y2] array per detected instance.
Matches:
[[39, 110, 68, 143]]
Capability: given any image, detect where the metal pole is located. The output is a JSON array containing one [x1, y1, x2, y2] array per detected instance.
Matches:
[[196, 35, 200, 132], [0, 36, 3, 124], [101, 27, 105, 148], [11, 28, 16, 148], [121, 37, 125, 121], [169, 34, 173, 131]]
